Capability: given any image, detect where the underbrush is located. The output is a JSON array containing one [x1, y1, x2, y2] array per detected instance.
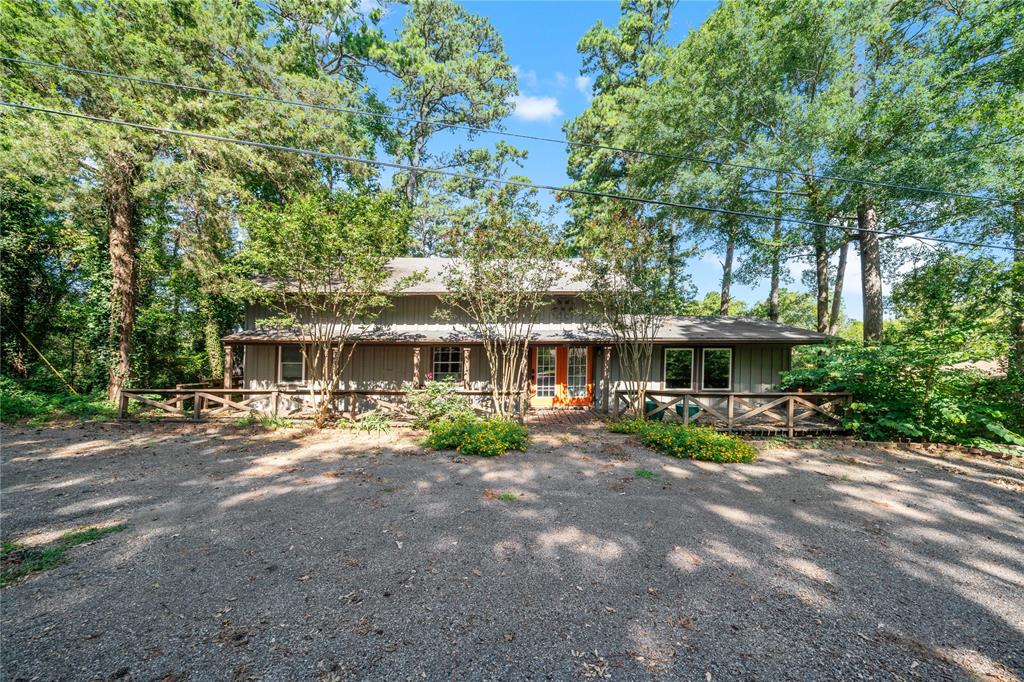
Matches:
[[1, 525, 127, 586], [609, 419, 758, 463], [424, 416, 528, 457], [234, 413, 293, 429], [0, 378, 114, 423], [404, 379, 474, 429]]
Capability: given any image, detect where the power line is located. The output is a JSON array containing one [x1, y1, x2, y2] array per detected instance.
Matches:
[[3, 101, 1019, 254], [3, 55, 1017, 206]]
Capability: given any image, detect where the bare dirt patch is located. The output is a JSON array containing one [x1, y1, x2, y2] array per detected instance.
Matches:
[[2, 422, 1022, 680]]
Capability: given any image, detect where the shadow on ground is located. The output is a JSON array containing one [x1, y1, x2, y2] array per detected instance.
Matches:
[[1, 421, 1022, 680]]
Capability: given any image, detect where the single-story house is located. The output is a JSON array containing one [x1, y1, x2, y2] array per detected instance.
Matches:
[[222, 257, 827, 413]]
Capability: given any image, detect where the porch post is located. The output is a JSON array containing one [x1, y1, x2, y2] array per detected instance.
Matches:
[[462, 347, 471, 389], [601, 345, 612, 414], [223, 344, 233, 388], [412, 346, 421, 388]]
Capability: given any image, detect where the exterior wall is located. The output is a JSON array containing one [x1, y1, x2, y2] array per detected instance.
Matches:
[[243, 343, 493, 390], [603, 344, 792, 395], [244, 294, 591, 329]]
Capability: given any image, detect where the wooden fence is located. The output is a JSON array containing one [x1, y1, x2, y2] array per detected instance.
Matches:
[[118, 388, 519, 422], [612, 390, 852, 436]]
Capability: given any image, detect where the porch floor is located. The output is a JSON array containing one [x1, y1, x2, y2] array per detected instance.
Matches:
[[525, 408, 604, 427]]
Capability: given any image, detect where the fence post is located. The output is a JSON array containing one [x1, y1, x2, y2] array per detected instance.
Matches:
[[118, 393, 129, 419], [349, 392, 357, 421], [727, 395, 734, 432], [193, 391, 202, 421], [612, 390, 620, 419], [787, 395, 794, 438], [683, 394, 689, 426], [271, 390, 279, 417]]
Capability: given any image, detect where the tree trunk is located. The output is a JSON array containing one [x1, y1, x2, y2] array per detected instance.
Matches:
[[1009, 199, 1024, 385], [814, 226, 829, 333], [827, 236, 849, 336], [768, 171, 784, 322], [104, 148, 140, 402], [719, 227, 735, 316], [857, 201, 884, 344]]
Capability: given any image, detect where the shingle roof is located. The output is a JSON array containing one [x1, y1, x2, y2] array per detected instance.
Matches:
[[223, 317, 828, 345]]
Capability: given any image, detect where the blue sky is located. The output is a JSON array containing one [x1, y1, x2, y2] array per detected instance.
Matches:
[[370, 1, 866, 317]]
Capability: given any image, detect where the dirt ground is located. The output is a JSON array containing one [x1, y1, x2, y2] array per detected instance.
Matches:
[[1, 421, 1022, 681]]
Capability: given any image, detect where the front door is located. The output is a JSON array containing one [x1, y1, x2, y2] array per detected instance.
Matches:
[[530, 345, 593, 408]]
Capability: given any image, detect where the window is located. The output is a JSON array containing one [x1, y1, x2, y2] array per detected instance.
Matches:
[[535, 346, 556, 397], [431, 346, 462, 381], [279, 345, 304, 383], [702, 348, 732, 390], [567, 347, 588, 398], [664, 348, 694, 389]]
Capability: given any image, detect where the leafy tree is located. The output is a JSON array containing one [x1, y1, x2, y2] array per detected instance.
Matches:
[[234, 191, 412, 428], [579, 212, 686, 419], [383, 0, 517, 254]]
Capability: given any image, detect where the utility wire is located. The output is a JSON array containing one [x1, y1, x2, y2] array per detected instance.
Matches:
[[3, 55, 1017, 206], [3, 101, 1020, 254]]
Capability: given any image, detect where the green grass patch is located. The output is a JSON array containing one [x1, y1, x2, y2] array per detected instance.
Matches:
[[610, 419, 758, 464], [0, 378, 114, 424], [496, 492, 520, 501], [2, 524, 127, 586], [634, 468, 659, 480], [424, 416, 528, 457]]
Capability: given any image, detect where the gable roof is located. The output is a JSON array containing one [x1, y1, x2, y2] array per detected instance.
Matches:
[[386, 257, 588, 294], [224, 315, 828, 345]]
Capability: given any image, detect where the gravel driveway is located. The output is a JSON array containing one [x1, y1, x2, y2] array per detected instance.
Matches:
[[2, 422, 1022, 681]]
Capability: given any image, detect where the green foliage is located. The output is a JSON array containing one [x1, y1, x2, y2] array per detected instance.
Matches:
[[424, 416, 528, 457], [1, 524, 126, 586], [495, 492, 520, 502], [233, 413, 293, 430], [610, 419, 758, 464], [0, 378, 114, 424], [404, 379, 475, 429], [356, 412, 392, 436], [634, 468, 658, 480], [784, 343, 1023, 448]]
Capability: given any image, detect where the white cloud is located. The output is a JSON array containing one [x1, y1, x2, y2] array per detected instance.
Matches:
[[575, 75, 594, 101], [512, 65, 539, 90], [552, 71, 568, 89], [512, 95, 563, 122]]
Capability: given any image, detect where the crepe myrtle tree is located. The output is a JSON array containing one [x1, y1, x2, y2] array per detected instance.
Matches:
[[233, 191, 413, 427], [439, 224, 563, 421], [579, 213, 684, 419]]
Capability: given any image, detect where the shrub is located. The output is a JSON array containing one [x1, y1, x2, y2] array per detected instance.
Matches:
[[404, 379, 475, 429], [609, 419, 757, 463], [0, 378, 114, 423], [424, 416, 528, 457]]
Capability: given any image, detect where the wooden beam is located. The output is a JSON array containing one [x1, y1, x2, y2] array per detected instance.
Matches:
[[223, 344, 233, 388], [413, 346, 421, 388], [598, 346, 606, 413], [462, 347, 471, 390]]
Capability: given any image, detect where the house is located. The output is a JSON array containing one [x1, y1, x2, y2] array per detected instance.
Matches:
[[221, 258, 827, 415]]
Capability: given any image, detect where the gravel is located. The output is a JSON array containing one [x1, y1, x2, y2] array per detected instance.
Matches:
[[1, 421, 1022, 681]]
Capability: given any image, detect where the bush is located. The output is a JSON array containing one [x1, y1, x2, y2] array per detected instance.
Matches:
[[404, 379, 475, 429], [609, 419, 757, 463], [0, 377, 114, 423], [424, 416, 528, 457]]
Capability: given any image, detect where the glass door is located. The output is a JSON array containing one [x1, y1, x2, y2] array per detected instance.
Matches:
[[532, 346, 557, 407]]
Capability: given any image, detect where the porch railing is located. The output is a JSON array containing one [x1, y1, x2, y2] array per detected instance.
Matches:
[[118, 388, 523, 422], [612, 389, 852, 436]]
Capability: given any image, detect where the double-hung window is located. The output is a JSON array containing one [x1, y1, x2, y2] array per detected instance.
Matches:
[[279, 345, 305, 383], [664, 348, 694, 389], [431, 346, 462, 381], [701, 348, 732, 390]]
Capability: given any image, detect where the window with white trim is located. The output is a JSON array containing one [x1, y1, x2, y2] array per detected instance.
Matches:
[[279, 345, 305, 383], [702, 348, 732, 390], [664, 348, 694, 389], [431, 346, 462, 381]]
